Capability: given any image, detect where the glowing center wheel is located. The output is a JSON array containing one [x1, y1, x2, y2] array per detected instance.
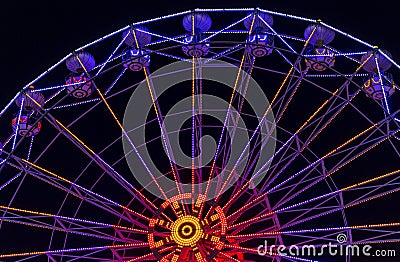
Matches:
[[171, 215, 203, 246], [148, 193, 227, 262]]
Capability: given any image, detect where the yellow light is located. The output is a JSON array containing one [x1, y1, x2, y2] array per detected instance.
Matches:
[[170, 215, 203, 247]]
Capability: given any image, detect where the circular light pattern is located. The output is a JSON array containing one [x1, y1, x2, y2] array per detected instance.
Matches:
[[171, 215, 203, 246], [1, 7, 400, 262], [147, 193, 227, 261]]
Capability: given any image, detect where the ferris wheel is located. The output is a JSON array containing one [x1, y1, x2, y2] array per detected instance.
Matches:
[[0, 7, 400, 262]]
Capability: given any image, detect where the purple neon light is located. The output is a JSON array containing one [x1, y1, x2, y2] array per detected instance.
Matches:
[[0, 173, 22, 191], [258, 14, 296, 54], [136, 28, 185, 45], [375, 57, 391, 114], [105, 68, 127, 95], [12, 97, 24, 151], [201, 13, 252, 43]]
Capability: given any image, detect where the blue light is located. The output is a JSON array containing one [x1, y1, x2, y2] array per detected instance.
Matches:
[[0, 173, 22, 191], [43, 88, 64, 105], [379, 49, 400, 71], [12, 98, 24, 150], [133, 10, 191, 26], [105, 68, 127, 95], [205, 44, 243, 63], [258, 8, 317, 23], [53, 98, 101, 110], [0, 93, 19, 118], [137, 28, 185, 45], [95, 30, 130, 77], [195, 8, 254, 12], [257, 14, 296, 54], [146, 34, 186, 46], [320, 22, 374, 49], [249, 33, 269, 43], [375, 57, 391, 114], [26, 136, 34, 162], [201, 13, 252, 43]]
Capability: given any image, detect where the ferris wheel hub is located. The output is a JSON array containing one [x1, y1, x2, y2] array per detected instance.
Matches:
[[171, 215, 203, 246]]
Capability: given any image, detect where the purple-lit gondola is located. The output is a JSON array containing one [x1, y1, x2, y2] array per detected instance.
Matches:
[[65, 51, 96, 98], [361, 49, 395, 100], [182, 12, 211, 57], [244, 11, 274, 57], [12, 86, 44, 136], [15, 86, 45, 111], [304, 22, 335, 71], [11, 111, 42, 137], [122, 26, 151, 71]]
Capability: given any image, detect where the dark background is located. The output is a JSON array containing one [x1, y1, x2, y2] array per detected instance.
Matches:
[[0, 1, 399, 261], [0, 0, 399, 105]]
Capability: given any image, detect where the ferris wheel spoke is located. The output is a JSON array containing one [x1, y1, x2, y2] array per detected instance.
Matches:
[[198, 15, 259, 221], [269, 131, 394, 210], [279, 202, 341, 232], [55, 248, 113, 262], [49, 113, 159, 216], [353, 229, 400, 245], [254, 55, 375, 194], [128, 29, 192, 205], [222, 243, 289, 261], [73, 56, 169, 201], [126, 245, 176, 262], [228, 222, 400, 246], [214, 63, 296, 202], [122, 36, 184, 202], [228, 168, 400, 233], [216, 55, 257, 201], [45, 114, 139, 193], [205, 43, 244, 63], [36, 117, 157, 219], [345, 185, 400, 210], [0, 203, 147, 234], [257, 89, 354, 193], [0, 135, 34, 227], [257, 13, 297, 54], [191, 56, 200, 203], [141, 66, 185, 202], [274, 68, 310, 124], [219, 134, 291, 213], [5, 156, 151, 227], [0, 242, 150, 261], [6, 89, 156, 213], [228, 190, 337, 232], [265, 112, 399, 197], [214, 25, 317, 204], [218, 251, 240, 262], [0, 204, 150, 242], [202, 13, 252, 43], [279, 188, 399, 230], [324, 130, 398, 176], [98, 146, 165, 216], [1, 8, 400, 262]]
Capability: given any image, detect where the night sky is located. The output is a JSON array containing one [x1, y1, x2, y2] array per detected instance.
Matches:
[[1, 0, 399, 102], [0, 1, 399, 261]]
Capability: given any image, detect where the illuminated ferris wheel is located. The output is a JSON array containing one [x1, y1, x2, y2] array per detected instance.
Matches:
[[0, 7, 400, 262]]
